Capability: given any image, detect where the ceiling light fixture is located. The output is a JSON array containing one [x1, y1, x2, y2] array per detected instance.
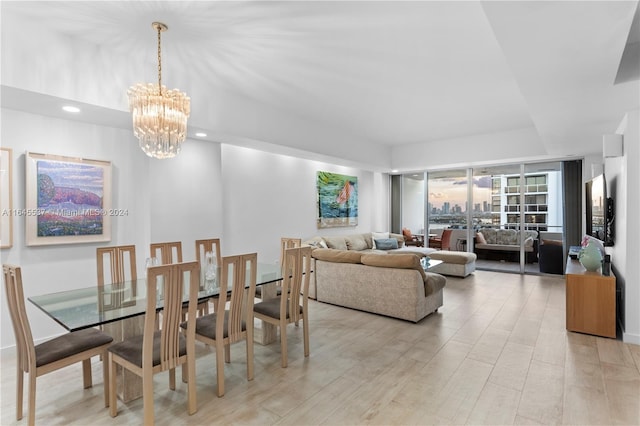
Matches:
[[128, 22, 190, 159], [62, 105, 80, 113]]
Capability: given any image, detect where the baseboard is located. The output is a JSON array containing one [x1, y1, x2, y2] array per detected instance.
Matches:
[[622, 331, 640, 345]]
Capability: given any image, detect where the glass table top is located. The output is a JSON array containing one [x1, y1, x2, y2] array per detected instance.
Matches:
[[29, 263, 283, 332]]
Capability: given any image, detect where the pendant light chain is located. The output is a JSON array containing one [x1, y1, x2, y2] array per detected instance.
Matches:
[[157, 24, 162, 95]]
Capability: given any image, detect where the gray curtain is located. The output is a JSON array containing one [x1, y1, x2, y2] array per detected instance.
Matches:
[[390, 175, 401, 234], [563, 160, 583, 248]]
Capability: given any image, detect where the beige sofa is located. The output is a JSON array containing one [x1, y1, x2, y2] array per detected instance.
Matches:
[[310, 248, 446, 322]]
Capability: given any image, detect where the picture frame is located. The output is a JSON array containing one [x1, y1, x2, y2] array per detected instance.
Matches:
[[25, 152, 112, 246], [316, 171, 358, 228], [1, 147, 13, 248]]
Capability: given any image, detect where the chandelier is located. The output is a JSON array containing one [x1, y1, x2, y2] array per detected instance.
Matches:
[[128, 22, 190, 159]]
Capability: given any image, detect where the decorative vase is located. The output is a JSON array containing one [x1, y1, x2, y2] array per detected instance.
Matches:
[[204, 251, 217, 290], [578, 241, 603, 271]]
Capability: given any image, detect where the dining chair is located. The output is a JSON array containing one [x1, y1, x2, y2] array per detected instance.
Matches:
[[256, 237, 301, 299], [253, 246, 312, 368], [3, 264, 114, 426], [108, 261, 199, 424], [182, 253, 257, 397], [96, 245, 138, 336], [149, 241, 183, 265], [97, 245, 137, 286], [195, 238, 222, 314]]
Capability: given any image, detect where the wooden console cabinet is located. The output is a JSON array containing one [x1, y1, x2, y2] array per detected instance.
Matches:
[[565, 257, 616, 338]]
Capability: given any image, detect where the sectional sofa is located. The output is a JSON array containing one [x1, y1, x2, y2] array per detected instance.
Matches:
[[310, 248, 446, 322]]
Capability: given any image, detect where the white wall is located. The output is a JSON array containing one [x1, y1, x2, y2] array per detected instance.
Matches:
[[0, 109, 151, 347], [220, 145, 388, 264], [605, 109, 639, 344]]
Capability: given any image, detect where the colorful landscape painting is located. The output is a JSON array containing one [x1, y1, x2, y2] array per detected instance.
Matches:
[[36, 159, 105, 236], [317, 171, 358, 228]]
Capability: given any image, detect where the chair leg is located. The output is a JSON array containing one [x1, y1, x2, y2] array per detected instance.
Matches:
[[27, 372, 36, 426], [224, 344, 231, 363], [215, 341, 225, 397], [16, 365, 23, 420], [82, 358, 92, 389], [143, 369, 154, 426], [187, 354, 197, 415], [246, 334, 254, 381], [303, 316, 310, 358], [181, 362, 188, 384], [102, 351, 110, 407], [169, 368, 176, 391], [280, 320, 288, 368], [108, 355, 118, 417]]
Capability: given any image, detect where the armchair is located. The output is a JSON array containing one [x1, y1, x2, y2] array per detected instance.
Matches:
[[402, 228, 424, 247]]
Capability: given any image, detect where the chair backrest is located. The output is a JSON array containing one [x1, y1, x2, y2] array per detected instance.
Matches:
[[441, 229, 453, 251], [280, 238, 301, 266], [97, 245, 137, 286], [280, 246, 312, 324], [214, 253, 257, 344], [150, 242, 183, 265], [145, 261, 199, 371], [3, 265, 36, 373], [195, 239, 222, 266]]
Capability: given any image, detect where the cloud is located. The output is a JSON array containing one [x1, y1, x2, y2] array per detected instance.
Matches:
[[430, 192, 444, 199], [474, 176, 492, 188]]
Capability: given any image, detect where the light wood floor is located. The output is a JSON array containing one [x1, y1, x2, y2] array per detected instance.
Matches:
[[2, 270, 639, 425]]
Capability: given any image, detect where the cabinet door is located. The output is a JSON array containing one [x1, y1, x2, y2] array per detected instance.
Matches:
[[566, 274, 615, 338]]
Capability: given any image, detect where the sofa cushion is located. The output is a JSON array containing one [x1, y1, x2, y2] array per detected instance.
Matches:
[[345, 234, 368, 251], [311, 248, 362, 264], [361, 253, 427, 283], [323, 236, 348, 251], [373, 238, 398, 250], [542, 239, 563, 246]]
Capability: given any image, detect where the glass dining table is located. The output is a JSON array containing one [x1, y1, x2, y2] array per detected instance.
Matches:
[[28, 262, 283, 402]]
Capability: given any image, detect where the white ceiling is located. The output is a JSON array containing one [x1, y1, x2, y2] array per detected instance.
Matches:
[[1, 1, 638, 170]]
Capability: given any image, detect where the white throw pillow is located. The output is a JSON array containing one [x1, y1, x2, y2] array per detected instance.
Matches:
[[371, 231, 389, 249]]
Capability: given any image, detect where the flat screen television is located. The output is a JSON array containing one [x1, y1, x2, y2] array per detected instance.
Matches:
[[585, 174, 614, 246]]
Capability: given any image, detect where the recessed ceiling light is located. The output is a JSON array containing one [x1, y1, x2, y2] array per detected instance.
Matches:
[[391, 169, 399, 173], [62, 105, 80, 113], [195, 132, 207, 138]]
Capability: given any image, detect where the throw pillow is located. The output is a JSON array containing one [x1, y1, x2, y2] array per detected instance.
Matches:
[[402, 228, 412, 238], [323, 236, 348, 251], [374, 238, 398, 250], [371, 231, 389, 249], [345, 234, 368, 251], [475, 232, 487, 245]]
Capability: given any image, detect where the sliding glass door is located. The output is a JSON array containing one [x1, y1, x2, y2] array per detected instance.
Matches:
[[393, 161, 567, 275]]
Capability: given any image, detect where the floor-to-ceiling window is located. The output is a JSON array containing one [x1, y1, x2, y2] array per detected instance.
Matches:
[[393, 161, 567, 275]]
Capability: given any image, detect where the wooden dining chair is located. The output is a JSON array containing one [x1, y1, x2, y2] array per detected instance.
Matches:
[[97, 245, 137, 286], [182, 253, 257, 397], [253, 246, 312, 368], [195, 238, 222, 314], [149, 241, 183, 265], [3, 264, 114, 426], [256, 237, 301, 299], [108, 261, 199, 424]]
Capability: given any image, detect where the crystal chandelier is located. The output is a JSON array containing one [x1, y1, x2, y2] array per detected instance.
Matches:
[[128, 22, 190, 159]]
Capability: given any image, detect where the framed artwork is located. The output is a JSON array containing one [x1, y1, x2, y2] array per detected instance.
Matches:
[[316, 171, 358, 228], [25, 152, 112, 246], [1, 148, 13, 248]]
